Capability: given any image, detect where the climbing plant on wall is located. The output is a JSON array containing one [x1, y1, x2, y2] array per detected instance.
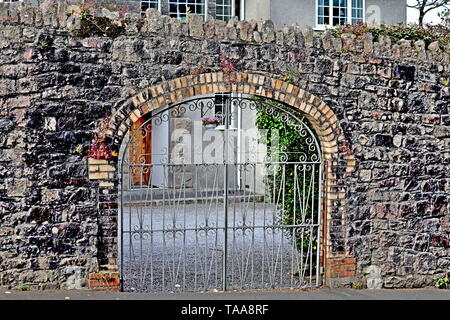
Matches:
[[254, 96, 321, 271]]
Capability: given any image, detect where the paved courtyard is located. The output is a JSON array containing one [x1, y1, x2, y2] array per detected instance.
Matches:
[[121, 202, 320, 292]]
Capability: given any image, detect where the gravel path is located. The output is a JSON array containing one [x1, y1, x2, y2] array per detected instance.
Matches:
[[120, 202, 320, 293]]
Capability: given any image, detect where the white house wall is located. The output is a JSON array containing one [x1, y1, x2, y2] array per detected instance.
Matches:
[[252, 0, 407, 28]]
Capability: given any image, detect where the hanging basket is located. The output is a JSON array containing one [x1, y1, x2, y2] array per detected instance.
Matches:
[[202, 117, 222, 130], [204, 124, 217, 130]]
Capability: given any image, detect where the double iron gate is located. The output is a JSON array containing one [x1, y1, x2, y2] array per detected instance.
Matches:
[[120, 94, 323, 292]]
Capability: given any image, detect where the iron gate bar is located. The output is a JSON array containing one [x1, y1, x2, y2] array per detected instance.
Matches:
[[119, 94, 323, 293], [222, 94, 229, 292]]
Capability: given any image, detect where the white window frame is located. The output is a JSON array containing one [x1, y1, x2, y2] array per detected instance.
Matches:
[[215, 0, 245, 21], [216, 0, 245, 21], [216, 0, 235, 21], [315, 0, 366, 30], [350, 0, 364, 24], [168, 0, 207, 21], [141, 0, 161, 14]]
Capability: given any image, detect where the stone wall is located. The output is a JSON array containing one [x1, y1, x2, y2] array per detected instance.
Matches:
[[0, 2, 449, 290]]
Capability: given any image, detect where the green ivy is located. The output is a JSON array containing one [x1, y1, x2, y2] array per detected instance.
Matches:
[[435, 277, 449, 289], [254, 96, 321, 269], [331, 22, 449, 46]]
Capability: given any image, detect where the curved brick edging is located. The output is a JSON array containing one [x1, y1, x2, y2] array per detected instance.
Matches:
[[107, 72, 344, 159], [87, 72, 357, 288]]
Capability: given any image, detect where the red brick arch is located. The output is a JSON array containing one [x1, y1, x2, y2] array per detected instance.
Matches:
[[88, 71, 357, 289], [106, 72, 344, 162]]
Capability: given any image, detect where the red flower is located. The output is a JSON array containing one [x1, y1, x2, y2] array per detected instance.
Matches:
[[87, 117, 117, 160]]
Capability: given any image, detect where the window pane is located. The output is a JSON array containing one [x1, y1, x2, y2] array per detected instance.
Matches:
[[331, 0, 347, 26], [141, 0, 159, 15], [351, 0, 364, 23], [169, 0, 205, 20], [317, 0, 330, 26], [216, 0, 234, 21]]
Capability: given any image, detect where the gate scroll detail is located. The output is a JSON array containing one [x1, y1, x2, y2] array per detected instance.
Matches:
[[119, 94, 323, 293]]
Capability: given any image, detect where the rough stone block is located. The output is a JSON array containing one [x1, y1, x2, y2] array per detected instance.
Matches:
[[6, 178, 27, 197]]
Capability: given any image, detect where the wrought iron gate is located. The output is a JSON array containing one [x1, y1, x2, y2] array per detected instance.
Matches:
[[119, 94, 323, 293]]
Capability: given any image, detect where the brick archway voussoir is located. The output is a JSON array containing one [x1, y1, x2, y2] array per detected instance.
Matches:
[[106, 73, 347, 166]]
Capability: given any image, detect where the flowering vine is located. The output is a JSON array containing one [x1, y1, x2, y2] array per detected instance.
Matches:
[[68, 1, 127, 39], [87, 117, 118, 160], [219, 52, 239, 81]]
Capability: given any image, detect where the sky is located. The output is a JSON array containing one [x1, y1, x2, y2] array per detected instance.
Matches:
[[407, 0, 449, 24]]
